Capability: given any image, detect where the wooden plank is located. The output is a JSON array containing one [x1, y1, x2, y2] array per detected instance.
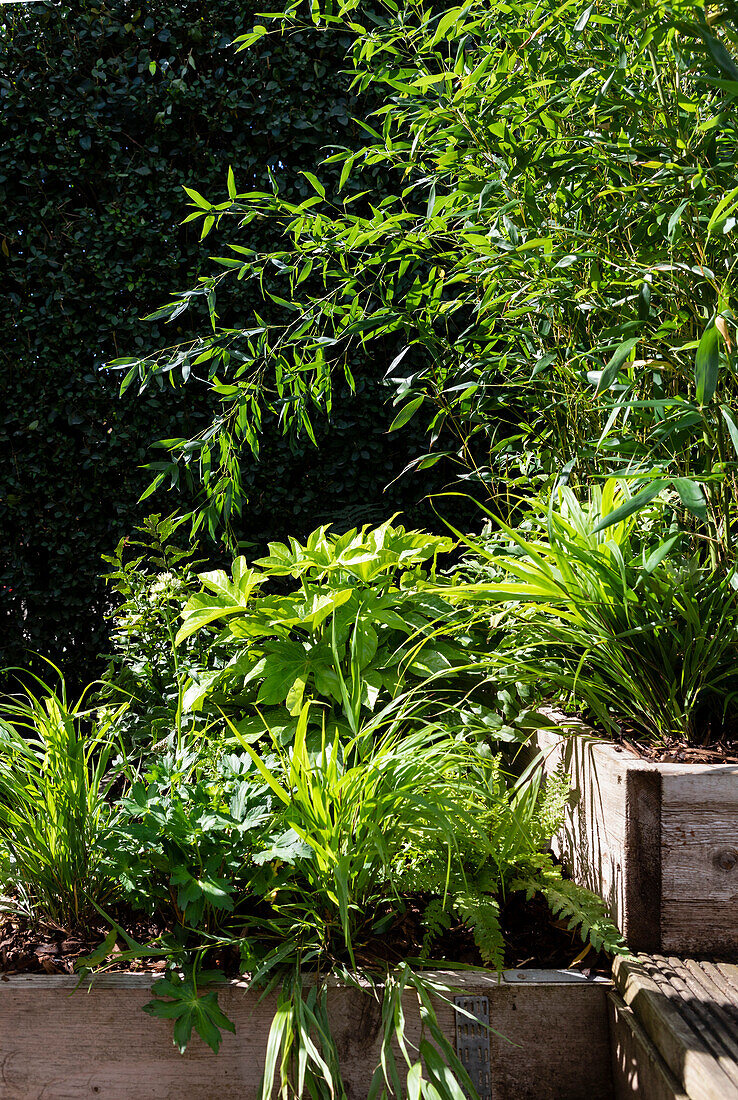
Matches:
[[613, 956, 738, 1100], [661, 903, 738, 955], [647, 957, 738, 1090], [662, 959, 738, 1070], [608, 992, 688, 1100], [662, 813, 738, 902], [537, 727, 628, 920], [536, 727, 662, 948], [536, 722, 738, 953], [0, 970, 613, 1100], [660, 770, 738, 804]]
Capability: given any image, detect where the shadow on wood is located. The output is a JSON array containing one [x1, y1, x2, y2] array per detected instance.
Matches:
[[0, 970, 613, 1099]]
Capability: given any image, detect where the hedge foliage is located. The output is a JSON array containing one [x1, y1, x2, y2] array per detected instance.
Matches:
[[0, 0, 450, 684]]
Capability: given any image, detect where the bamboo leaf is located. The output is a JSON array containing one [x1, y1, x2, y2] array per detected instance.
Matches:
[[695, 320, 720, 404], [592, 480, 667, 533], [721, 405, 738, 458], [388, 396, 424, 431], [674, 477, 708, 521], [595, 338, 639, 395]]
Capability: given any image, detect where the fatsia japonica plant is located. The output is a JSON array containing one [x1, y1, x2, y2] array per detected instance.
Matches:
[[115, 0, 738, 562], [174, 518, 509, 746], [98, 516, 537, 753]]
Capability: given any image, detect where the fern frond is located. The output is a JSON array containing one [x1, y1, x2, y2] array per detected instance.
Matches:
[[513, 866, 627, 957], [421, 896, 453, 956], [453, 893, 504, 970]]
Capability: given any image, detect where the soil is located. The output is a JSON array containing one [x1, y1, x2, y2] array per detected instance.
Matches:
[[612, 728, 738, 764], [0, 890, 610, 980], [359, 890, 609, 977], [0, 909, 170, 978], [560, 704, 738, 763]]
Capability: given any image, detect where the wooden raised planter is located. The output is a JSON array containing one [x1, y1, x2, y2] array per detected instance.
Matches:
[[535, 722, 738, 954], [0, 969, 613, 1100]]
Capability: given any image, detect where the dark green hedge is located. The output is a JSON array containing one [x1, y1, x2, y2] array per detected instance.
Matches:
[[0, 1, 452, 685]]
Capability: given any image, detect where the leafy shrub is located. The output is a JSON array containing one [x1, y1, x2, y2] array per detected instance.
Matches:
[[97, 513, 208, 749], [177, 520, 466, 726], [99, 518, 519, 751], [98, 700, 623, 1073]]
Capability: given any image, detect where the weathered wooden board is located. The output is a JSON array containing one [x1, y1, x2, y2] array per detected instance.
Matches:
[[535, 723, 738, 953], [613, 956, 738, 1100], [608, 991, 688, 1100], [0, 970, 613, 1100]]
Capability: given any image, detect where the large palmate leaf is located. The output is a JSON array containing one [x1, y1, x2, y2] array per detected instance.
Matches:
[[257, 639, 340, 714], [144, 973, 235, 1054]]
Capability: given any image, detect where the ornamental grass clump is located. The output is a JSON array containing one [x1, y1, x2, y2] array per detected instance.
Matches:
[[0, 675, 124, 929], [452, 480, 738, 745]]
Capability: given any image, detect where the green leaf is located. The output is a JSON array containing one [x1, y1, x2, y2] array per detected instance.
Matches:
[[574, 3, 595, 32], [302, 171, 326, 200], [353, 619, 378, 668], [592, 480, 667, 533], [388, 396, 424, 432], [674, 478, 708, 521], [721, 405, 738, 459], [431, 6, 466, 46], [76, 928, 117, 970], [643, 535, 679, 573], [175, 593, 246, 645], [144, 978, 235, 1054], [182, 186, 211, 210], [595, 338, 639, 395], [667, 199, 689, 239], [707, 186, 738, 237], [407, 1062, 423, 1100], [695, 320, 720, 404]]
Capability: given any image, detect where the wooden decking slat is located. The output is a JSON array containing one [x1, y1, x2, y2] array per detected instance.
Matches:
[[659, 957, 738, 1080], [613, 955, 738, 1100]]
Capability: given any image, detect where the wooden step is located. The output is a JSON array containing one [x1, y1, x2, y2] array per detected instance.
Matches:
[[612, 955, 738, 1100]]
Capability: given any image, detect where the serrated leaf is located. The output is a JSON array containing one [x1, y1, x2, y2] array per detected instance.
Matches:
[[144, 980, 235, 1054]]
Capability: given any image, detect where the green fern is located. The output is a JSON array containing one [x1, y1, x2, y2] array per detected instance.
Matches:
[[453, 893, 505, 970], [421, 896, 453, 956], [527, 764, 570, 849], [513, 862, 627, 957]]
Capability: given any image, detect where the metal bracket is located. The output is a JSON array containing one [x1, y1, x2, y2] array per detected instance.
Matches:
[[454, 995, 491, 1100]]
